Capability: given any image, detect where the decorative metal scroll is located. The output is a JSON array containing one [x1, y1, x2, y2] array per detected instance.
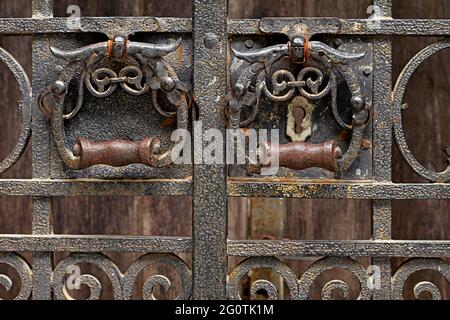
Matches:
[[227, 256, 371, 300], [0, 47, 31, 176], [38, 36, 190, 170], [393, 38, 450, 182], [51, 252, 192, 300], [392, 258, 450, 300], [0, 252, 33, 300], [228, 36, 371, 172], [1, 252, 450, 300]]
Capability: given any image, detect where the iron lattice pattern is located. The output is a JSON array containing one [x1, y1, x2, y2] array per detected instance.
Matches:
[[0, 0, 449, 300]]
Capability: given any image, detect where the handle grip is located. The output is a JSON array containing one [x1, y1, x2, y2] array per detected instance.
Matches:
[[72, 137, 164, 169], [268, 140, 342, 172]]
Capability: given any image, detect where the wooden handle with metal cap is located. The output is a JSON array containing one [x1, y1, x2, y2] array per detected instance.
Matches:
[[72, 137, 165, 168], [266, 140, 342, 172]]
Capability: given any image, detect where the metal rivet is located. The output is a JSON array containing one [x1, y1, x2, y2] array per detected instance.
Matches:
[[245, 39, 254, 49], [334, 39, 343, 48], [51, 80, 66, 95], [363, 66, 372, 76], [161, 76, 176, 92], [204, 33, 219, 49], [351, 95, 365, 111]]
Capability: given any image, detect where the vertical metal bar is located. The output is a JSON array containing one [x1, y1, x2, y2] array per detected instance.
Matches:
[[31, 0, 54, 300], [32, 0, 53, 17], [192, 0, 228, 299], [372, 0, 392, 300]]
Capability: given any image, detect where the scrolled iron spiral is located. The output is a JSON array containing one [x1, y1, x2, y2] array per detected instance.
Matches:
[[321, 279, 350, 300], [392, 258, 450, 300], [0, 253, 32, 300], [0, 47, 32, 175], [122, 253, 192, 300], [52, 253, 123, 300], [227, 257, 299, 300], [297, 66, 332, 100], [297, 257, 371, 300]]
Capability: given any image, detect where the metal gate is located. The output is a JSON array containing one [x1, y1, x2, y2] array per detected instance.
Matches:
[[0, 0, 449, 300]]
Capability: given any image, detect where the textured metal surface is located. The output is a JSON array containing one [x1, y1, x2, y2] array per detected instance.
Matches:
[[0, 0, 448, 300], [191, 0, 228, 300]]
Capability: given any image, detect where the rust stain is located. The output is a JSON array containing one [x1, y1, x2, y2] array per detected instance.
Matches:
[[338, 130, 351, 141], [160, 117, 176, 128], [177, 46, 183, 65]]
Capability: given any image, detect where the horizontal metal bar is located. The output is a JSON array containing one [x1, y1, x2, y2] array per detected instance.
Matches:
[[0, 18, 449, 36], [0, 234, 192, 253], [4, 235, 448, 257], [340, 18, 450, 35], [0, 179, 448, 199], [229, 18, 450, 36], [0, 17, 192, 35], [228, 178, 450, 199], [228, 240, 450, 257], [0, 178, 192, 196]]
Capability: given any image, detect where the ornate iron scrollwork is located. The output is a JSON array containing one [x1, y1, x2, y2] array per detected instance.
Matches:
[[228, 35, 371, 173], [51, 252, 192, 300], [227, 256, 372, 300], [39, 35, 190, 170], [0, 47, 31, 176], [393, 38, 450, 182]]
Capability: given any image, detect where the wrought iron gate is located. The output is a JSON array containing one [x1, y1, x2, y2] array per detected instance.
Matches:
[[0, 0, 449, 300]]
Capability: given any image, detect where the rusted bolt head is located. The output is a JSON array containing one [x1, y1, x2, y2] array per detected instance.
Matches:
[[114, 35, 125, 43], [334, 39, 343, 48], [351, 95, 365, 112], [51, 80, 66, 95], [363, 66, 372, 76], [361, 139, 372, 149], [292, 36, 304, 47], [204, 33, 219, 49], [234, 83, 245, 97], [290, 36, 305, 62], [161, 76, 176, 92]]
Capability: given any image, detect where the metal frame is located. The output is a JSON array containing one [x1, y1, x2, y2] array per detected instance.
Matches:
[[0, 0, 448, 300]]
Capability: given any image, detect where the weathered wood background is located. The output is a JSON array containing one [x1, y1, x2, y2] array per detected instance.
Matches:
[[0, 0, 448, 299]]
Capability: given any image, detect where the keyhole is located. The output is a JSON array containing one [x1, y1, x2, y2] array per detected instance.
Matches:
[[293, 106, 306, 134]]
